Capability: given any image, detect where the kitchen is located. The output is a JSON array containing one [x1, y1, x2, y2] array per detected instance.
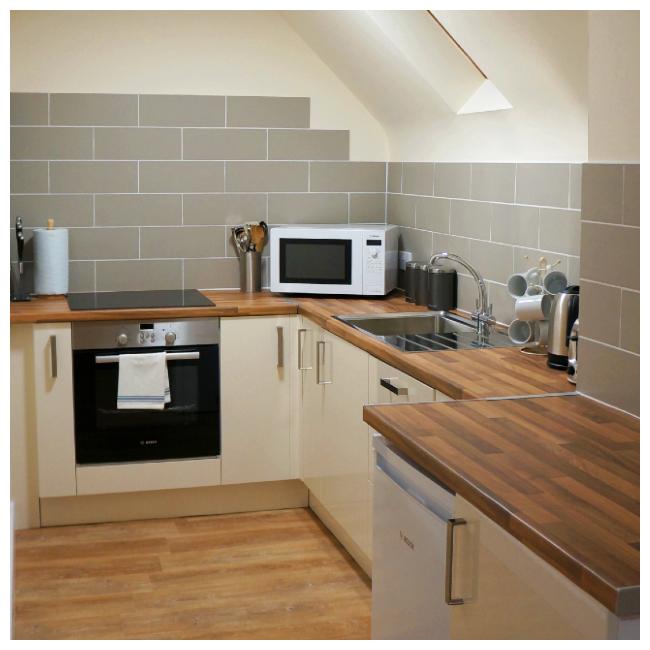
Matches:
[[8, 7, 640, 641]]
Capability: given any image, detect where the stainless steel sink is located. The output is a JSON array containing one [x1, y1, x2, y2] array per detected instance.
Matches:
[[336, 311, 517, 353]]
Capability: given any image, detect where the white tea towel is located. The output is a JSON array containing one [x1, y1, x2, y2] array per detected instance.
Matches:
[[117, 352, 171, 410]]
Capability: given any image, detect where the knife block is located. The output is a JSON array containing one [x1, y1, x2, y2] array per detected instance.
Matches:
[[10, 264, 31, 302]]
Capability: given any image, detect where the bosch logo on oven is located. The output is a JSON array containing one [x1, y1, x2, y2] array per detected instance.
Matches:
[[140, 440, 159, 446]]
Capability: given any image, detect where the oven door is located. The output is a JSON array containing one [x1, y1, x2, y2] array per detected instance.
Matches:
[[270, 230, 364, 294], [73, 344, 220, 464]]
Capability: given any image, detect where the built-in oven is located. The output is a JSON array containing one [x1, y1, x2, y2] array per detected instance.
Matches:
[[72, 319, 220, 465]]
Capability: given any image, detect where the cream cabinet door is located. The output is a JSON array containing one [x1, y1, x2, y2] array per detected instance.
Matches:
[[319, 330, 371, 556], [221, 315, 296, 485], [299, 318, 325, 499], [449, 496, 621, 640], [33, 323, 76, 498]]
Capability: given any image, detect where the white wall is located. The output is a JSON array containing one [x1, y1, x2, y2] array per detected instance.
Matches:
[[288, 10, 589, 162], [10, 10, 388, 161], [395, 11, 589, 162], [587, 11, 640, 161]]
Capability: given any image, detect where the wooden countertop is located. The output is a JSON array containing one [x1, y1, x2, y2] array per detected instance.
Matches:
[[298, 295, 572, 400], [363, 394, 640, 616], [8, 291, 297, 323], [10, 290, 572, 400]]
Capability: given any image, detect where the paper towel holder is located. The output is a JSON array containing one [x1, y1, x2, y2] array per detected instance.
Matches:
[[33, 217, 69, 296]]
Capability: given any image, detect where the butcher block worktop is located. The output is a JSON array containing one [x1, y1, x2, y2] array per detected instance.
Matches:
[[8, 290, 296, 323], [10, 291, 571, 400], [363, 394, 640, 616]]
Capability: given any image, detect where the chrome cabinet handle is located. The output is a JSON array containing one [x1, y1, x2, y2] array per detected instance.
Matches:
[[380, 377, 408, 396], [316, 340, 332, 385], [277, 326, 284, 368], [49, 335, 57, 379], [445, 518, 466, 605], [297, 328, 312, 370]]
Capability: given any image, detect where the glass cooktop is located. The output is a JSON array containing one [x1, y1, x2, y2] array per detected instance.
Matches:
[[67, 289, 215, 311]]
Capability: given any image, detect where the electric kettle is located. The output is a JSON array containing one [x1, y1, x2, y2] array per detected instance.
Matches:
[[547, 285, 579, 369]]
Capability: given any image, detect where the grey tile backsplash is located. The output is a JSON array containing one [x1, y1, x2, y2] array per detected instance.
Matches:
[[94, 127, 182, 160], [10, 93, 48, 125], [50, 93, 139, 126], [267, 129, 349, 161], [10, 127, 93, 160], [50, 161, 138, 193], [577, 162, 640, 416], [225, 96, 310, 128], [183, 128, 267, 161], [10, 92, 376, 293], [139, 95, 226, 127], [388, 161, 582, 324], [10, 92, 585, 328]]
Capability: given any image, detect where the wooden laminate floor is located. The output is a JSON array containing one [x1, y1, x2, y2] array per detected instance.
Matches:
[[13, 508, 371, 640]]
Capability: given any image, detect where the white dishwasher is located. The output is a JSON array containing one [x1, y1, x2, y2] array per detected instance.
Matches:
[[372, 434, 459, 640]]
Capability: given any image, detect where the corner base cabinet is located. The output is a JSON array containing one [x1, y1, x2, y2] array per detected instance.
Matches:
[[300, 318, 371, 560]]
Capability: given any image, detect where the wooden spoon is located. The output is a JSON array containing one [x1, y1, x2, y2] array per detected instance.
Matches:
[[249, 223, 266, 252]]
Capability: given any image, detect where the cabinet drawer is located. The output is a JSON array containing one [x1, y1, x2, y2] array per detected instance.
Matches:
[[76, 458, 221, 495], [375, 360, 436, 404]]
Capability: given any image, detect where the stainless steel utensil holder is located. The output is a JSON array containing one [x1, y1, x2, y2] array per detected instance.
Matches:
[[239, 251, 262, 293]]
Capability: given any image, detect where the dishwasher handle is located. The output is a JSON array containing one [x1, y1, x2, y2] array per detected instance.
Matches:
[[445, 518, 466, 606]]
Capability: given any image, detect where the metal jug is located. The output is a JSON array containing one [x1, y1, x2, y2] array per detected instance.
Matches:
[[567, 318, 579, 384], [547, 285, 579, 369]]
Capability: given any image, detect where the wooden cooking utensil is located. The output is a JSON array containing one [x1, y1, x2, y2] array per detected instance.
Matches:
[[249, 223, 266, 252]]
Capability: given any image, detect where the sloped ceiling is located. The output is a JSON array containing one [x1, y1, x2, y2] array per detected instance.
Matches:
[[284, 10, 588, 161], [284, 10, 487, 121]]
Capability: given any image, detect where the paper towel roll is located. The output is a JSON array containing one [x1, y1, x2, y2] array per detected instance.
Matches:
[[33, 227, 69, 295]]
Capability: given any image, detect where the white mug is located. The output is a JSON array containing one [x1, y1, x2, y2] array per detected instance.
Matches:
[[537, 321, 549, 346], [515, 294, 553, 321], [525, 267, 542, 286], [506, 273, 528, 298], [543, 270, 568, 295], [525, 284, 544, 296], [508, 319, 535, 345]]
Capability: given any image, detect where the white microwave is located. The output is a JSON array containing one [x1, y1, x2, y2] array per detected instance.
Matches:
[[270, 224, 399, 296]]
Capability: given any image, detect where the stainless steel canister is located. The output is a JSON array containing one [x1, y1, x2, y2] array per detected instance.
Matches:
[[414, 262, 430, 306], [405, 261, 420, 302], [239, 251, 262, 293]]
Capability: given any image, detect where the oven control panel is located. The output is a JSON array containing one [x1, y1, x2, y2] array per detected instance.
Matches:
[[72, 319, 220, 350], [137, 324, 160, 345]]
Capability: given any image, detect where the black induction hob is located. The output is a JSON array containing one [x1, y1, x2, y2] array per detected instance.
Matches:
[[66, 289, 215, 311]]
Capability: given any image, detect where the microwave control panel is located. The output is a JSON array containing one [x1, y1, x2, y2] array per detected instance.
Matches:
[[363, 235, 386, 294]]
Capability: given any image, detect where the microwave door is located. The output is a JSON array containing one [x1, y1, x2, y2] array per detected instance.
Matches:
[[276, 237, 362, 294]]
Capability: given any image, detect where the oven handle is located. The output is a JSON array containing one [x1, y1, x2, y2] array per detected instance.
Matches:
[[95, 351, 200, 364]]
